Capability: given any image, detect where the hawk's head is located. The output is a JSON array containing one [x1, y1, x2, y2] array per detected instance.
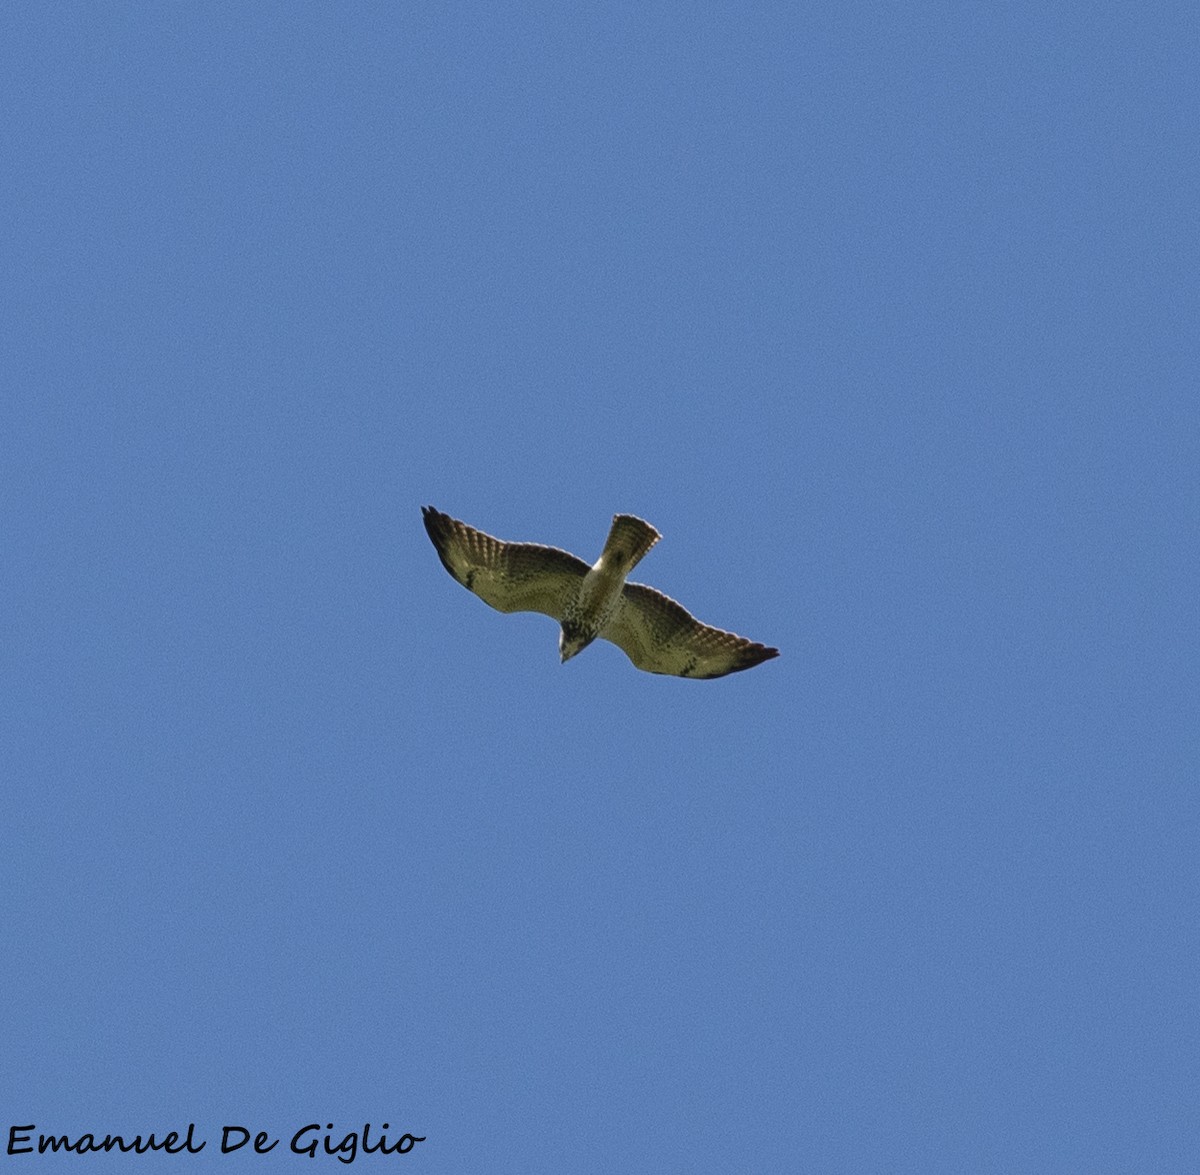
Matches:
[[559, 621, 594, 663]]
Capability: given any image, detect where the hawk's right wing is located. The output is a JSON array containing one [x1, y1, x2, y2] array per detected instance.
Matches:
[[601, 582, 779, 679], [422, 506, 589, 620]]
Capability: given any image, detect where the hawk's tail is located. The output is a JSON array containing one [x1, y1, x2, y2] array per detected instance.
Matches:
[[602, 514, 661, 574]]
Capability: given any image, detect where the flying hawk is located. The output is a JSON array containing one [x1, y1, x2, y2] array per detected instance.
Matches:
[[421, 506, 779, 679]]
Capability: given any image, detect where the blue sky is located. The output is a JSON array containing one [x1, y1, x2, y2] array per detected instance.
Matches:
[[3, 2, 1197, 1172]]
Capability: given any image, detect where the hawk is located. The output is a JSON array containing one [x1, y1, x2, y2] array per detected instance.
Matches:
[[421, 506, 779, 679]]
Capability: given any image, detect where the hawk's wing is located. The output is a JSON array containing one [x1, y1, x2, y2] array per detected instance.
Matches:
[[601, 582, 779, 679], [422, 506, 589, 620]]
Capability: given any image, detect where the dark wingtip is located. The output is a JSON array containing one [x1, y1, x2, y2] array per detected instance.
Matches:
[[728, 643, 779, 675], [421, 506, 461, 580], [692, 641, 779, 679]]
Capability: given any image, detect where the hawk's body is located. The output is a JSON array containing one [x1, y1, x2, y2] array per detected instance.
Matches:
[[421, 506, 779, 679]]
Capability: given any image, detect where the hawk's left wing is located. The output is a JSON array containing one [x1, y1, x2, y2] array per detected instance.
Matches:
[[422, 506, 589, 620], [601, 582, 779, 679]]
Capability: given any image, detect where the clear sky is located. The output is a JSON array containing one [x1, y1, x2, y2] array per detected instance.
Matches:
[[3, 3, 1197, 1172]]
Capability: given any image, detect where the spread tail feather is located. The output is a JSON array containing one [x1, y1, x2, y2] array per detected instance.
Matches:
[[600, 514, 661, 573]]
